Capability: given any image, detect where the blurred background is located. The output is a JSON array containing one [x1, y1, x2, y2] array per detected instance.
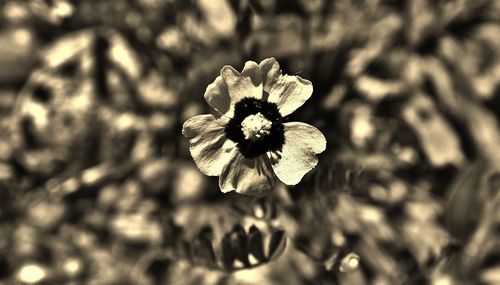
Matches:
[[0, 0, 500, 284]]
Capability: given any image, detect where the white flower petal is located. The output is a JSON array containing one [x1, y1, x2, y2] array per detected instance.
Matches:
[[259, 57, 281, 90], [259, 57, 313, 116], [241, 60, 263, 88], [204, 63, 263, 117], [204, 75, 231, 116], [270, 122, 326, 185], [221, 64, 263, 102], [219, 150, 276, 196], [182, 114, 236, 176]]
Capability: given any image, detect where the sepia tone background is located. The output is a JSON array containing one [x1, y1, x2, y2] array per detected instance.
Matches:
[[0, 0, 500, 284]]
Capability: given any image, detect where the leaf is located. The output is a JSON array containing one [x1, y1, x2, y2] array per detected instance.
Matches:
[[247, 225, 266, 263], [445, 161, 493, 241], [482, 266, 500, 284], [229, 224, 250, 267], [192, 235, 216, 267], [221, 233, 235, 269], [172, 203, 286, 271], [267, 230, 287, 261], [402, 94, 464, 167]]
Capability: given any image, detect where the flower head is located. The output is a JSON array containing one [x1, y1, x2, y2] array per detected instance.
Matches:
[[182, 57, 326, 196]]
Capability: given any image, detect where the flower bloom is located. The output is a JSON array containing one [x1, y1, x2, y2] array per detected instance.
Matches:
[[182, 58, 326, 196]]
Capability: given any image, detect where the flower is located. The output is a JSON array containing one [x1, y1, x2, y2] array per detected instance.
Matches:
[[182, 57, 326, 196]]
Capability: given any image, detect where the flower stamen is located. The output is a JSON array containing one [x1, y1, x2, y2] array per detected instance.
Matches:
[[241, 112, 272, 141]]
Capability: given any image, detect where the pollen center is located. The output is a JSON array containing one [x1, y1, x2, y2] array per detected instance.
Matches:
[[241, 112, 272, 141]]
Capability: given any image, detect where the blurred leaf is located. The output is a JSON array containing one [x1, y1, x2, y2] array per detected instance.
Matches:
[[184, 223, 289, 271], [482, 266, 500, 284], [229, 225, 250, 267], [221, 234, 236, 269], [0, 27, 37, 83], [402, 94, 464, 167], [192, 235, 217, 267], [461, 101, 500, 169], [445, 161, 495, 241], [247, 225, 266, 263], [267, 230, 287, 261], [197, 0, 237, 39]]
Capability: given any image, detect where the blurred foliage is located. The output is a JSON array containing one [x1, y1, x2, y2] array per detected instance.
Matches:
[[0, 0, 499, 284]]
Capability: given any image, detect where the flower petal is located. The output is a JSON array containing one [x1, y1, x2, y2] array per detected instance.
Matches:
[[221, 64, 263, 103], [270, 122, 326, 185], [182, 114, 236, 176], [204, 63, 263, 118], [259, 57, 281, 90], [241, 60, 263, 88], [259, 57, 313, 116], [204, 75, 231, 116], [219, 150, 276, 196]]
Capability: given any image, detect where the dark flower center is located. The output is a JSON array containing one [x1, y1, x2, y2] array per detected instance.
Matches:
[[225, 97, 285, 158]]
